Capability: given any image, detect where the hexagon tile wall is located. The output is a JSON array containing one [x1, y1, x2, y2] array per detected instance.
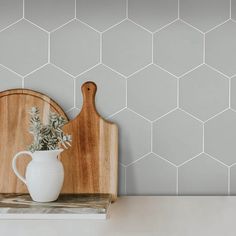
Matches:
[[1, 0, 236, 196]]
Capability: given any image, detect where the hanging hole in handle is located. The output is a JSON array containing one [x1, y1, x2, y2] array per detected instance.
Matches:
[[87, 87, 90, 91]]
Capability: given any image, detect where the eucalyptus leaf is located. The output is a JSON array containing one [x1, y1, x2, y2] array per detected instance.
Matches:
[[28, 107, 72, 152]]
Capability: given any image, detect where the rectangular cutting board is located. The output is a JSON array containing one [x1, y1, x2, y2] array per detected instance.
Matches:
[[0, 89, 68, 193], [60, 82, 118, 201]]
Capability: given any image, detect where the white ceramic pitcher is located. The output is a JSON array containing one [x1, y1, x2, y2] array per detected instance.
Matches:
[[12, 149, 64, 202]]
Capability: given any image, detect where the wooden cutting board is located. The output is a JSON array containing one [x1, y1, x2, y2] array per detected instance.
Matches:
[[0, 89, 68, 193], [60, 82, 118, 201]]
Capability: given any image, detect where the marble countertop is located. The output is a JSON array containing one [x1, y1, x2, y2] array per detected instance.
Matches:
[[0, 194, 111, 219]]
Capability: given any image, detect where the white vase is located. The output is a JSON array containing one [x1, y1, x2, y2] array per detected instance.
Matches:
[[12, 149, 64, 202]]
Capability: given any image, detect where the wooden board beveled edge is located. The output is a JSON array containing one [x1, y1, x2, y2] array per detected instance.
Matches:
[[0, 88, 68, 121]]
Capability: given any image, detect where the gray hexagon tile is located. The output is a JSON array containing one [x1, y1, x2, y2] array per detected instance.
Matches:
[[76, 0, 126, 32], [153, 109, 203, 165], [51, 20, 100, 76], [25, 0, 75, 32], [127, 65, 177, 121], [24, 64, 74, 111], [0, 0, 22, 31], [126, 153, 176, 195], [179, 154, 228, 195], [128, 0, 178, 32], [154, 20, 203, 77], [110, 109, 151, 165], [179, 0, 230, 32], [76, 65, 126, 117], [231, 76, 236, 111], [119, 163, 126, 195], [230, 164, 236, 194], [205, 109, 236, 166], [0, 65, 22, 91], [102, 20, 152, 76], [179, 65, 229, 121], [206, 20, 236, 77], [0, 20, 48, 76]]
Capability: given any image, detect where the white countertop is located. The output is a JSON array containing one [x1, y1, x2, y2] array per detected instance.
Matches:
[[0, 196, 236, 236]]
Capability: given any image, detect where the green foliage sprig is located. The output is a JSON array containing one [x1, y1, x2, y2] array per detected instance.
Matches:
[[28, 107, 72, 152]]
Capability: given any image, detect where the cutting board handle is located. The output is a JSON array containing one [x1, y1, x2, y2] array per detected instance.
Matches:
[[81, 81, 98, 114]]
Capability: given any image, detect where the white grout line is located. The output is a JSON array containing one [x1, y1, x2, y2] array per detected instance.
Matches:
[[24, 18, 49, 33], [127, 63, 152, 78], [50, 63, 76, 78], [179, 19, 204, 34], [230, 107, 236, 113], [119, 162, 126, 168], [101, 18, 127, 34], [230, 73, 236, 79], [205, 63, 230, 78], [178, 108, 204, 124], [177, 152, 203, 167], [230, 163, 236, 168], [75, 63, 101, 78], [22, 0, 25, 18], [66, 107, 76, 113], [57, 63, 100, 79], [228, 167, 231, 195], [125, 152, 152, 167], [205, 19, 230, 34], [204, 108, 229, 123], [0, 63, 23, 78], [231, 18, 236, 24], [205, 153, 229, 167], [127, 107, 152, 122], [74, 0, 77, 18], [0, 18, 23, 33], [23, 63, 48, 78], [153, 64, 178, 78], [107, 107, 127, 119], [178, 63, 203, 78], [153, 19, 179, 34], [152, 152, 178, 167], [51, 18, 76, 33], [102, 63, 127, 78], [152, 107, 178, 123], [126, 0, 128, 18], [127, 18, 153, 34], [76, 18, 100, 33], [230, 0, 232, 19], [177, 0, 180, 19]]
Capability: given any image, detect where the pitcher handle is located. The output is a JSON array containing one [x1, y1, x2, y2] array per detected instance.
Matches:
[[12, 151, 33, 185]]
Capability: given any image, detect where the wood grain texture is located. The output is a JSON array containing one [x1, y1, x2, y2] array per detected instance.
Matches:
[[61, 82, 118, 201], [0, 89, 68, 193]]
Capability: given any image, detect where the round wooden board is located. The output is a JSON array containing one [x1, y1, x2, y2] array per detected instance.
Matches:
[[0, 89, 68, 193]]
